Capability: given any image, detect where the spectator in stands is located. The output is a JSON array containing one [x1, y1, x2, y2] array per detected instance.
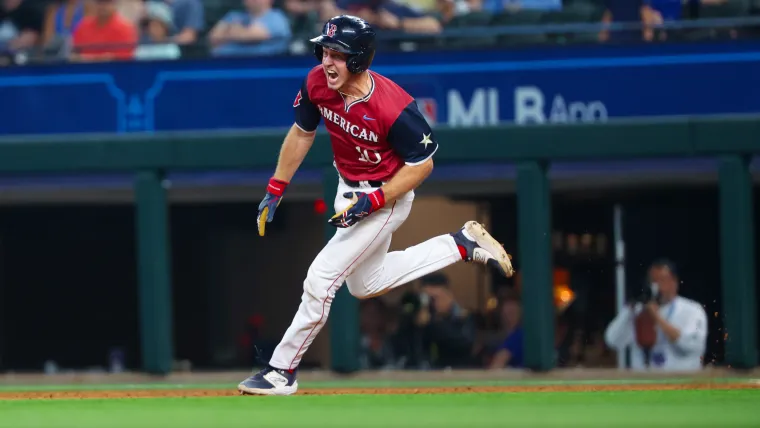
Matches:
[[162, 0, 204, 45], [435, 0, 474, 25], [488, 289, 524, 369], [71, 0, 138, 61], [0, 0, 45, 55], [641, 0, 705, 41], [322, 0, 442, 33], [396, 0, 444, 16], [209, 0, 291, 57], [135, 1, 181, 59], [41, 0, 90, 50]]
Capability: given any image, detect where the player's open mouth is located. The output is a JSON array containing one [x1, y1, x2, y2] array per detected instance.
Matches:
[[326, 70, 339, 83]]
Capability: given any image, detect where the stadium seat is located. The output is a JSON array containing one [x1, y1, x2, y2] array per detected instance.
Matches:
[[541, 2, 602, 44], [286, 11, 321, 55], [698, 0, 751, 39], [203, 0, 240, 35], [444, 11, 497, 48], [289, 11, 320, 38], [490, 10, 549, 46], [700, 0, 751, 17], [448, 10, 493, 26]]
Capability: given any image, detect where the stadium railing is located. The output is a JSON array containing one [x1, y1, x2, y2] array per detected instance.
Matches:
[[2, 15, 760, 66]]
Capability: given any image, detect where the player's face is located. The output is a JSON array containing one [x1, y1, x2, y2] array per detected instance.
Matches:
[[321, 48, 350, 90]]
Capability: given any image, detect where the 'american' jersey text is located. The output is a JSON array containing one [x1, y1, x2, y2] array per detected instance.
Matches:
[[293, 65, 438, 182]]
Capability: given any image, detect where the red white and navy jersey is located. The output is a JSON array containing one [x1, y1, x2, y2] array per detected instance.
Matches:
[[293, 65, 438, 182]]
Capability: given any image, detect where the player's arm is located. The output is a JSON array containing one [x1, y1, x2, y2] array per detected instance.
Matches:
[[272, 125, 316, 182], [381, 100, 438, 203], [489, 330, 521, 369], [208, 13, 234, 45], [272, 79, 322, 183], [489, 349, 512, 369], [604, 305, 636, 349], [672, 307, 708, 354], [657, 304, 708, 353], [258, 79, 321, 236]]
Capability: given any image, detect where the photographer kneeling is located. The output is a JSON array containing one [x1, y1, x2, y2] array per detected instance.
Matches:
[[605, 259, 708, 372], [393, 274, 478, 369]]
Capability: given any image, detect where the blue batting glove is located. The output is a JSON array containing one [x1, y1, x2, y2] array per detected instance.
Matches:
[[257, 177, 288, 236], [328, 189, 385, 228]]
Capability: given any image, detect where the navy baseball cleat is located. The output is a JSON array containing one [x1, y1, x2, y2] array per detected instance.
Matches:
[[452, 221, 515, 277], [238, 366, 298, 396]]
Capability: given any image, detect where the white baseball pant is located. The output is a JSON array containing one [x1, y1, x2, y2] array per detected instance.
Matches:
[[268, 177, 462, 370]]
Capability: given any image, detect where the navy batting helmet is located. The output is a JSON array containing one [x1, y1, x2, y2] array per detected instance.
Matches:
[[311, 15, 376, 74]]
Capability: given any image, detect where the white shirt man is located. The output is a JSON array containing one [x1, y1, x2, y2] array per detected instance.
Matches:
[[605, 260, 708, 372]]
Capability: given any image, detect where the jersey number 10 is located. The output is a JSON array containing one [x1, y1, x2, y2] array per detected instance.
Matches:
[[356, 146, 382, 164]]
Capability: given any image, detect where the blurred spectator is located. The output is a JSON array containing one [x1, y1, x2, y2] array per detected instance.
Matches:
[[599, 0, 645, 42], [392, 288, 430, 368], [71, 0, 138, 61], [135, 1, 180, 59], [435, 0, 473, 24], [488, 289, 524, 369], [323, 0, 442, 33], [41, 0, 90, 50], [209, 0, 291, 57], [645, 0, 684, 21], [417, 274, 478, 369], [0, 0, 44, 55], [118, 0, 146, 24], [642, 0, 706, 41], [162, 0, 204, 45], [604, 259, 708, 372], [397, 0, 437, 12], [359, 298, 397, 369]]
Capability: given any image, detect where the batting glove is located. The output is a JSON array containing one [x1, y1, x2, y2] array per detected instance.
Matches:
[[329, 189, 385, 228], [257, 177, 289, 236]]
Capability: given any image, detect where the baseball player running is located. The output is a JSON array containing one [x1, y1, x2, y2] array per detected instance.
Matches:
[[238, 15, 514, 396]]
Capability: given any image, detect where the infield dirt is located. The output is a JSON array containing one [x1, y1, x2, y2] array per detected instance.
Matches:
[[0, 382, 757, 400]]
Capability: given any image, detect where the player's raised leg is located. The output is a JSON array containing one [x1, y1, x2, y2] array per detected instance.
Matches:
[[346, 219, 514, 300]]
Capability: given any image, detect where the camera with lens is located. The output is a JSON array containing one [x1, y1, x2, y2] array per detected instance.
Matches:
[[631, 281, 662, 305], [399, 290, 425, 319]]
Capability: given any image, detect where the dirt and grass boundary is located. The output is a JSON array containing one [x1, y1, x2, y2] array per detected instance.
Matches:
[[0, 368, 758, 400]]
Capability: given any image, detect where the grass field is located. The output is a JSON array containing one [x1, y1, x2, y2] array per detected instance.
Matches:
[[0, 376, 758, 428]]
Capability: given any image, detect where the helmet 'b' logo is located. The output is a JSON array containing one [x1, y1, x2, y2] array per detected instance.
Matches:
[[327, 24, 337, 37]]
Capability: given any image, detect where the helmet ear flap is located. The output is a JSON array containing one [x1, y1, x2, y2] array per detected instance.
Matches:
[[346, 54, 361, 74], [313, 44, 323, 63], [347, 53, 368, 74]]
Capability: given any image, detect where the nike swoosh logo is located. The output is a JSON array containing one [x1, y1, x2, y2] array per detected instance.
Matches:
[[363, 115, 375, 121]]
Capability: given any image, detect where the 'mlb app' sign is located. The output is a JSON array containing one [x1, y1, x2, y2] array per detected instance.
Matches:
[[1, 41, 759, 135]]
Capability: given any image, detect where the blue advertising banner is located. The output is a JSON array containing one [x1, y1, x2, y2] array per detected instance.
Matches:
[[1, 41, 760, 136]]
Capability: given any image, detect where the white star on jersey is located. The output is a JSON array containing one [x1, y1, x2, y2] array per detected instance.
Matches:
[[419, 133, 433, 148]]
